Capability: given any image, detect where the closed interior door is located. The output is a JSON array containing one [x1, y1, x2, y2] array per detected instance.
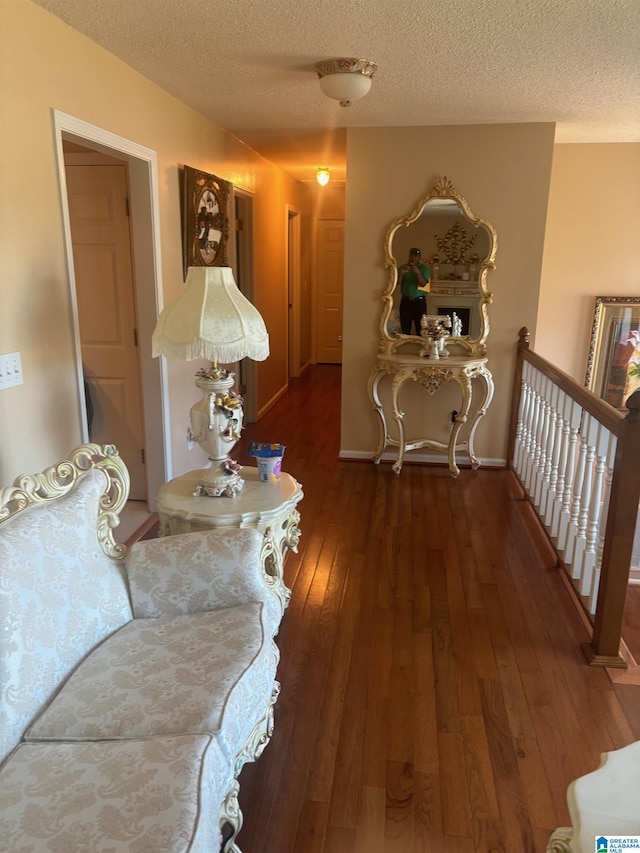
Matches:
[[316, 219, 344, 364], [65, 163, 147, 500]]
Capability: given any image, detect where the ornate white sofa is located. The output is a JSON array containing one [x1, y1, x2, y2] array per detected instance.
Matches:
[[0, 444, 287, 852], [547, 740, 640, 852]]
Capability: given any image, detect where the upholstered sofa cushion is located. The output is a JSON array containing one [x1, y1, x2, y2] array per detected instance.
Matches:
[[27, 604, 278, 760], [0, 734, 227, 852], [0, 468, 133, 765], [125, 527, 283, 636]]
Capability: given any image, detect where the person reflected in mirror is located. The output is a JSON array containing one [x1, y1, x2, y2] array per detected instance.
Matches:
[[398, 248, 430, 335]]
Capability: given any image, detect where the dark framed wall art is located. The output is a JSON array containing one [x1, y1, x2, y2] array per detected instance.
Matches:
[[586, 296, 640, 411], [182, 166, 231, 277]]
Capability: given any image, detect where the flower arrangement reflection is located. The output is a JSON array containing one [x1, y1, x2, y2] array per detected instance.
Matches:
[[420, 314, 451, 359], [434, 222, 477, 265]]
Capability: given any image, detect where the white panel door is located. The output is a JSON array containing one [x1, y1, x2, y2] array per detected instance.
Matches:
[[316, 219, 344, 364], [66, 164, 147, 500]]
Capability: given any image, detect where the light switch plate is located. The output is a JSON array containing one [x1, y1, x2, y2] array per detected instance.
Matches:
[[0, 352, 23, 389]]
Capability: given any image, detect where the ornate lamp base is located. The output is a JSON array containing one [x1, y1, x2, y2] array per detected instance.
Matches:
[[188, 367, 245, 498], [194, 466, 244, 498]]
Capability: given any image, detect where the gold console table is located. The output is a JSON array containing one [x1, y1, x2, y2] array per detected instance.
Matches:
[[368, 353, 494, 477]]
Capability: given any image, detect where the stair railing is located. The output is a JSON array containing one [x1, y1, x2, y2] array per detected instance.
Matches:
[[507, 328, 640, 667]]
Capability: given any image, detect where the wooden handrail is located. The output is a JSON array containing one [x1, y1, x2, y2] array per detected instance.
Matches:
[[507, 328, 624, 465], [522, 349, 624, 435]]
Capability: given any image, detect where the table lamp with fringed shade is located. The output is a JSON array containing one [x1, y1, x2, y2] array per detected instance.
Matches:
[[152, 266, 269, 497]]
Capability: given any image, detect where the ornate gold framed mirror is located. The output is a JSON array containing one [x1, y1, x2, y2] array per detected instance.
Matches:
[[380, 176, 497, 357]]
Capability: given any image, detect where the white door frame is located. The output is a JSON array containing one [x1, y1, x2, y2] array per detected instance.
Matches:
[[286, 205, 301, 377], [52, 110, 171, 508], [231, 189, 257, 422]]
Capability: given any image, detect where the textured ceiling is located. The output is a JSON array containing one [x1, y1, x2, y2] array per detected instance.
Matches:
[[34, 0, 640, 183]]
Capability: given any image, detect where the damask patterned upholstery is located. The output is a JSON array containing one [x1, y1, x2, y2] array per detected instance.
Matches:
[[125, 527, 284, 635], [0, 735, 228, 851], [0, 469, 133, 765], [27, 604, 278, 761], [0, 445, 289, 853]]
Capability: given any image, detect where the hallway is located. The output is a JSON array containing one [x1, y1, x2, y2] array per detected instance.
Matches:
[[232, 365, 640, 852]]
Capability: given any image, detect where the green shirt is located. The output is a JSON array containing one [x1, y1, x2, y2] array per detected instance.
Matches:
[[400, 262, 430, 298]]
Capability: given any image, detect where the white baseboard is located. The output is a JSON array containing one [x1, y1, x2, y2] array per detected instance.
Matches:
[[338, 449, 507, 468], [257, 383, 289, 420]]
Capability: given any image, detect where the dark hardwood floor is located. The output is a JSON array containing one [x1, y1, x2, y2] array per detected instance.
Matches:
[[221, 365, 640, 852], [226, 365, 640, 852], [192, 365, 640, 851], [624, 584, 640, 664]]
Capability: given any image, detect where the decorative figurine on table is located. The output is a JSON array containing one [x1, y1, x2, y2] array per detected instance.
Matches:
[[419, 314, 452, 360], [451, 311, 463, 338]]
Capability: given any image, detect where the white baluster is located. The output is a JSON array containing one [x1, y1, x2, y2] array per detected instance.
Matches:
[[572, 413, 597, 582], [551, 392, 572, 539], [541, 383, 560, 525], [580, 421, 610, 596], [524, 367, 541, 493], [513, 368, 531, 476], [557, 400, 582, 552], [563, 409, 587, 567], [588, 431, 617, 615], [534, 376, 552, 510], [520, 364, 536, 483], [526, 370, 544, 495]]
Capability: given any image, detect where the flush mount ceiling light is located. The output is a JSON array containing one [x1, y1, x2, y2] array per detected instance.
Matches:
[[316, 167, 331, 186], [315, 58, 377, 107]]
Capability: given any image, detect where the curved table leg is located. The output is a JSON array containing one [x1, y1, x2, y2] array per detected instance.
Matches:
[[368, 366, 388, 464], [448, 373, 473, 477], [467, 367, 495, 469], [391, 373, 408, 474]]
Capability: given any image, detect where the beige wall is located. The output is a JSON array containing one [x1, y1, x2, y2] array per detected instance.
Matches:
[[3, 2, 631, 488], [311, 184, 346, 220], [537, 143, 640, 381], [341, 124, 556, 465], [0, 0, 310, 485]]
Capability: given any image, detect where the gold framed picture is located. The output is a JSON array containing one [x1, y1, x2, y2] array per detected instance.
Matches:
[[586, 296, 640, 411], [182, 165, 231, 277]]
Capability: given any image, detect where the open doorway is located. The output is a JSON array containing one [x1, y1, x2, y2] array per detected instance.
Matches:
[[53, 110, 169, 510]]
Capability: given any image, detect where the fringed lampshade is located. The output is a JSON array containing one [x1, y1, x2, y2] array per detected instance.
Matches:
[[152, 266, 268, 363]]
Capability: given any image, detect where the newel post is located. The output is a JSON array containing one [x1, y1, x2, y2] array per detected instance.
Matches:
[[507, 327, 530, 467], [584, 388, 640, 667]]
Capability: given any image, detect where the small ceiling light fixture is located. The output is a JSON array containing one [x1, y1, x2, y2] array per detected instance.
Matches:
[[315, 57, 377, 107], [316, 167, 331, 187]]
